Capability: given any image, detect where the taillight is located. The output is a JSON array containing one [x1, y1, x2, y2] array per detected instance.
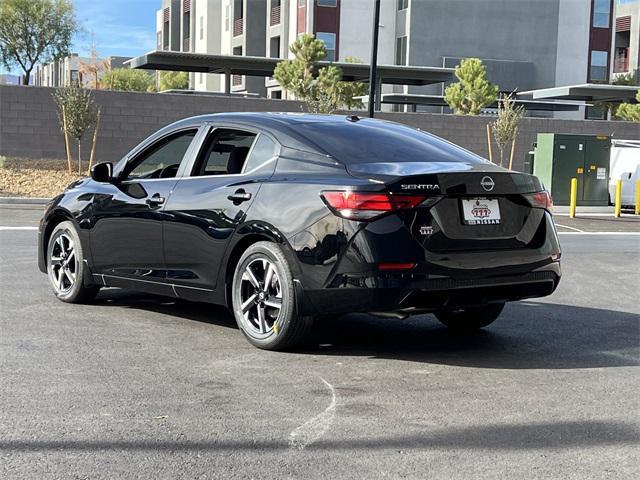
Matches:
[[321, 191, 428, 220], [524, 190, 553, 211]]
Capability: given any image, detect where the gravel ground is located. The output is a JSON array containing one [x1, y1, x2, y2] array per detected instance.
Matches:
[[0, 157, 84, 198]]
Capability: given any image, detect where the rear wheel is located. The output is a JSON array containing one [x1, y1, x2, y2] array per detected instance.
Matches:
[[47, 221, 100, 303], [434, 303, 504, 332], [231, 242, 314, 350]]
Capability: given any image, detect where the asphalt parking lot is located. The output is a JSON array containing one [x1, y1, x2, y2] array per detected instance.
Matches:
[[1, 205, 638, 479]]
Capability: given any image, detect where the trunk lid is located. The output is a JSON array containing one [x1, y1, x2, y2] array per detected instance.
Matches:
[[348, 162, 547, 252]]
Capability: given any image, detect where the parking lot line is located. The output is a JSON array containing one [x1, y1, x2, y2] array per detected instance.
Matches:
[[0, 226, 38, 231], [555, 224, 584, 232], [557, 231, 640, 235]]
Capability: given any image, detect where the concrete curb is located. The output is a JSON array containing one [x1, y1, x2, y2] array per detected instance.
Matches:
[[0, 197, 51, 205]]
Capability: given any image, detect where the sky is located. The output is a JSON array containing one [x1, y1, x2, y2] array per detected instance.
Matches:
[[2, 0, 158, 76]]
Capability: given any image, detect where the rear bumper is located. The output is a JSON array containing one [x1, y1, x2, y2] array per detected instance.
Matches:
[[297, 263, 560, 316]]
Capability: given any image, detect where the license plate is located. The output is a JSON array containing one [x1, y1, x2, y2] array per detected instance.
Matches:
[[461, 198, 501, 225]]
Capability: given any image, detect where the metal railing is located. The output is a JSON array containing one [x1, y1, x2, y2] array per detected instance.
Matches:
[[232, 74, 242, 86], [270, 5, 281, 26], [614, 56, 629, 73], [233, 18, 244, 37]]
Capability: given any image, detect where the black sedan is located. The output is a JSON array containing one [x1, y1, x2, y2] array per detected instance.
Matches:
[[38, 113, 561, 350]]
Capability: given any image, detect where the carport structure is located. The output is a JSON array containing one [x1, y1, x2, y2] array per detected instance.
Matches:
[[127, 50, 454, 109], [359, 93, 585, 113], [518, 84, 640, 103]]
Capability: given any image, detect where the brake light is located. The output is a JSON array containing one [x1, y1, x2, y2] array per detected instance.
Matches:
[[321, 191, 427, 220], [524, 191, 553, 211], [378, 262, 416, 271]]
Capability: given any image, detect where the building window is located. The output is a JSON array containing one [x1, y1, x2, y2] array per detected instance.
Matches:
[[317, 0, 337, 6], [199, 16, 204, 40], [395, 36, 407, 65], [270, 36, 281, 58], [316, 32, 336, 61], [590, 50, 608, 81], [157, 31, 162, 49], [225, 5, 230, 31], [593, 0, 611, 28], [271, 90, 282, 99], [397, 0, 409, 10], [298, 0, 305, 5]]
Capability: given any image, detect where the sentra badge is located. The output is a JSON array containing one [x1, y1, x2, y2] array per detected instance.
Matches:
[[401, 184, 440, 191]]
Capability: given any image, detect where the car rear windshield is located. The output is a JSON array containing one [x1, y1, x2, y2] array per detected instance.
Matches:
[[294, 120, 487, 165]]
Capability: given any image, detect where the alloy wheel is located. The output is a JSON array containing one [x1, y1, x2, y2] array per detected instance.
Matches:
[[49, 233, 78, 294], [238, 258, 283, 337]]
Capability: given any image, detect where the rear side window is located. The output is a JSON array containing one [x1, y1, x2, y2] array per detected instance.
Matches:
[[295, 121, 486, 165], [193, 129, 257, 176]]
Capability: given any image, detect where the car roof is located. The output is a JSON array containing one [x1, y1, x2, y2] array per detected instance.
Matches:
[[162, 112, 394, 156]]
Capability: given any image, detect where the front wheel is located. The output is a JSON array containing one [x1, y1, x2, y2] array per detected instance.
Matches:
[[231, 241, 314, 350], [434, 303, 505, 332], [47, 221, 100, 303]]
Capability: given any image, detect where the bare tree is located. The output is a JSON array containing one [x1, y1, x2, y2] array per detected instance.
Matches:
[[491, 93, 525, 169]]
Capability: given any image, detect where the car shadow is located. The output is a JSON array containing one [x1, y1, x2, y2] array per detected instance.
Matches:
[[1, 420, 637, 452], [93, 289, 639, 370]]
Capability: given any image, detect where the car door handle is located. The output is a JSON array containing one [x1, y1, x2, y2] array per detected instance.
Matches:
[[227, 190, 252, 203], [146, 195, 165, 206]]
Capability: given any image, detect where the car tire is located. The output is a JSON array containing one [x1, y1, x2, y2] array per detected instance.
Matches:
[[47, 221, 100, 303], [231, 241, 314, 350], [434, 303, 505, 332]]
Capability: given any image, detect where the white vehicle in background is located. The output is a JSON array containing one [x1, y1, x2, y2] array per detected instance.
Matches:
[[609, 140, 640, 208]]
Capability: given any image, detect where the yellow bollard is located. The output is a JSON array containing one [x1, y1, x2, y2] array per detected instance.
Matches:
[[569, 178, 578, 218], [635, 180, 640, 216], [614, 179, 622, 218]]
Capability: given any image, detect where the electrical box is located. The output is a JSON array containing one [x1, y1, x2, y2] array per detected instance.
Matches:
[[533, 133, 611, 206]]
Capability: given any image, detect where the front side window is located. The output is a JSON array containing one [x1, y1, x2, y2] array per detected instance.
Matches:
[[125, 130, 197, 180], [593, 0, 611, 27], [316, 32, 336, 61], [590, 50, 608, 81], [193, 129, 257, 176]]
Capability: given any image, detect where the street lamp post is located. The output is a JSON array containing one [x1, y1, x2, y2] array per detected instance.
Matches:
[[367, 0, 381, 118]]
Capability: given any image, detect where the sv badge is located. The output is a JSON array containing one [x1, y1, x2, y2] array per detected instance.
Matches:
[[419, 225, 434, 236]]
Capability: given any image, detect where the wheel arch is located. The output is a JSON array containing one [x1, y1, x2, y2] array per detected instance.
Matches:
[[221, 223, 301, 308], [40, 208, 76, 270]]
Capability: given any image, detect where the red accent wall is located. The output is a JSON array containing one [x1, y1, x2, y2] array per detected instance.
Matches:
[[587, 0, 613, 82], [297, 4, 306, 34], [313, 0, 340, 60]]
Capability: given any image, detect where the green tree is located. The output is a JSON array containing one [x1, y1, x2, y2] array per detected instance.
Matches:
[[159, 71, 190, 91], [52, 82, 99, 173], [102, 68, 155, 92], [593, 70, 639, 119], [444, 58, 499, 115], [491, 93, 525, 168], [274, 34, 367, 113], [0, 0, 77, 85], [616, 91, 640, 123]]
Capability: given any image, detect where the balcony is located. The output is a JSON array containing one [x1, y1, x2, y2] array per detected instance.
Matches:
[[183, 37, 190, 52], [270, 5, 281, 26], [233, 18, 244, 37], [614, 49, 629, 73]]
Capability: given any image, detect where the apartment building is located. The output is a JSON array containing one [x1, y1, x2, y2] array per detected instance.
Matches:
[[156, 0, 631, 115], [612, 0, 640, 79], [34, 55, 130, 88]]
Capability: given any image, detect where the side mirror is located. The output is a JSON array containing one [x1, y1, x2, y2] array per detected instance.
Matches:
[[91, 162, 114, 183]]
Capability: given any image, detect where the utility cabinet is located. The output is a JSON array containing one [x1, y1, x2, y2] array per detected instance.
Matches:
[[533, 133, 611, 206]]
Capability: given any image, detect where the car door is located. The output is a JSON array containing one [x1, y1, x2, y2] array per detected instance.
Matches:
[[162, 124, 279, 299], [90, 126, 203, 292]]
